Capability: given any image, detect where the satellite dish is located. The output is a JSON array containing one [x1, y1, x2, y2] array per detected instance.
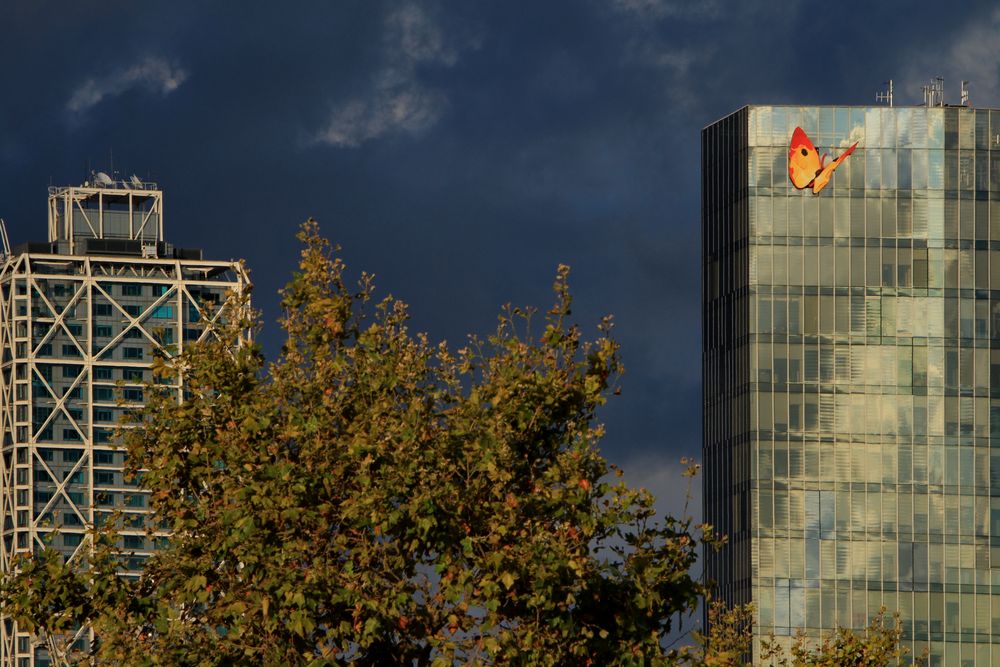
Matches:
[[130, 174, 142, 187], [95, 171, 113, 186]]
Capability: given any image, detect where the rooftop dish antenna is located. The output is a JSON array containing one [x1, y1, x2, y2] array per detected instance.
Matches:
[[94, 171, 113, 187], [875, 79, 893, 106]]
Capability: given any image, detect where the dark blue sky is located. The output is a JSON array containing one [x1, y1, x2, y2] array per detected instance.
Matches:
[[2, 0, 998, 516]]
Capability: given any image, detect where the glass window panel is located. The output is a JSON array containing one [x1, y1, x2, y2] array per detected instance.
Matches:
[[928, 150, 944, 189], [883, 148, 897, 189], [867, 149, 882, 189]]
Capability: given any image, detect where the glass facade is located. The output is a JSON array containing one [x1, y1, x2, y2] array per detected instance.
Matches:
[[703, 105, 1000, 665]]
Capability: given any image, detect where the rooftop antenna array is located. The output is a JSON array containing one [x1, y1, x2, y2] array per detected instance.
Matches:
[[961, 80, 970, 106], [922, 77, 945, 107], [875, 79, 894, 106]]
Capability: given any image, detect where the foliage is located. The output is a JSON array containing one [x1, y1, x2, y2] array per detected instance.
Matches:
[[0, 221, 918, 666], [761, 608, 925, 666], [0, 220, 728, 666]]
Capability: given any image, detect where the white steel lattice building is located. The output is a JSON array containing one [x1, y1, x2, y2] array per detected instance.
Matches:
[[0, 179, 249, 666]]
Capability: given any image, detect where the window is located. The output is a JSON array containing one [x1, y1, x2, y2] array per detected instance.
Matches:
[[123, 347, 144, 360], [94, 387, 114, 401], [121, 284, 143, 296], [37, 343, 52, 356], [94, 367, 113, 380], [95, 471, 116, 485], [63, 514, 83, 526], [63, 533, 83, 547], [62, 428, 81, 441], [94, 429, 112, 443], [94, 450, 115, 465], [124, 328, 143, 339], [62, 449, 82, 462], [66, 491, 85, 505], [33, 490, 53, 504], [66, 323, 83, 336], [94, 304, 113, 317], [152, 284, 169, 296], [125, 494, 146, 508], [61, 344, 80, 357], [152, 305, 174, 319], [123, 369, 143, 382], [38, 448, 55, 462], [64, 470, 84, 484], [123, 535, 144, 550], [124, 305, 142, 317], [62, 365, 80, 378], [94, 409, 114, 423], [123, 388, 144, 402], [94, 325, 112, 337], [67, 408, 83, 421]]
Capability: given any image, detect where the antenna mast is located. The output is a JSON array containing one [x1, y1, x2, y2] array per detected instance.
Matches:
[[876, 79, 894, 106], [922, 77, 945, 107], [961, 80, 970, 106]]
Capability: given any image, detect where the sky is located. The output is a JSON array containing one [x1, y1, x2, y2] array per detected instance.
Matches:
[[1, 0, 999, 519]]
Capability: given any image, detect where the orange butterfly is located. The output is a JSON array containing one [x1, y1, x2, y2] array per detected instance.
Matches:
[[788, 127, 858, 194]]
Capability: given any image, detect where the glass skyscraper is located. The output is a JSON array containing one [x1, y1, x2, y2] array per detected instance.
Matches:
[[703, 104, 1000, 666]]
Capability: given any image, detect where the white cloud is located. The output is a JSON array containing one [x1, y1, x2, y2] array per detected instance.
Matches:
[[67, 56, 187, 113], [316, 4, 472, 148], [901, 9, 1000, 106]]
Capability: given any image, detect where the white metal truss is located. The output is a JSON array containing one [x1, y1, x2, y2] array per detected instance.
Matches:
[[47, 183, 163, 253], [0, 250, 249, 666]]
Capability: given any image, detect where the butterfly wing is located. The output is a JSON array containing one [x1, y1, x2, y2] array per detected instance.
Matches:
[[811, 141, 859, 194], [788, 127, 822, 190]]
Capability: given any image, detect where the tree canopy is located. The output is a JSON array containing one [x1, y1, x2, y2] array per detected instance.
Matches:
[[0, 221, 919, 666]]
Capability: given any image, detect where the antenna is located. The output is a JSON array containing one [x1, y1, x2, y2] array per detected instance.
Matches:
[[94, 171, 113, 187], [922, 77, 945, 107], [961, 80, 970, 106], [875, 79, 894, 106]]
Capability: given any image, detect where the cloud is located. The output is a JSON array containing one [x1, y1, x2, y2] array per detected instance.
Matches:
[[900, 8, 1000, 105], [315, 4, 471, 148], [67, 56, 187, 113]]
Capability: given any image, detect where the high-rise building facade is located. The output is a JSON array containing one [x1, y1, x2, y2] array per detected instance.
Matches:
[[703, 104, 1000, 666], [0, 180, 248, 666]]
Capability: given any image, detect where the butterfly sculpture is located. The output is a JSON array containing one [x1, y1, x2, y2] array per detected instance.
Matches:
[[788, 127, 858, 194]]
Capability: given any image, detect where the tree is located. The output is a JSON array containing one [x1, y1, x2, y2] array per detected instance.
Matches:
[[1, 221, 728, 666], [0, 221, 917, 666]]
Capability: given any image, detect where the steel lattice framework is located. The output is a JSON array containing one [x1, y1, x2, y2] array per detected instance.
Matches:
[[0, 182, 249, 666]]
